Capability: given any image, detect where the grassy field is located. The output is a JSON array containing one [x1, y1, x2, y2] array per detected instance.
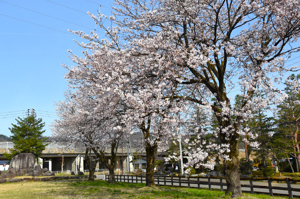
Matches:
[[0, 179, 289, 199]]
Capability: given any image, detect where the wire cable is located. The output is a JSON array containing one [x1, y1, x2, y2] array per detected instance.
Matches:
[[0, 13, 71, 35], [46, 0, 88, 14], [85, 0, 111, 9], [0, 0, 93, 30]]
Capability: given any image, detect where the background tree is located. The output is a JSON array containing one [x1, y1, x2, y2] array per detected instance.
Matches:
[[52, 89, 126, 183], [275, 74, 300, 172], [4, 109, 48, 160]]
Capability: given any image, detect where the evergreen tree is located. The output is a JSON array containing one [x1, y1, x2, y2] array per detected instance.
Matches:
[[235, 93, 275, 167], [4, 109, 48, 160], [275, 74, 300, 172]]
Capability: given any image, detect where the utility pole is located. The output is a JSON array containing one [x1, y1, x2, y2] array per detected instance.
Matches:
[[179, 135, 184, 175], [177, 114, 184, 175], [127, 140, 130, 173], [122, 145, 123, 175]]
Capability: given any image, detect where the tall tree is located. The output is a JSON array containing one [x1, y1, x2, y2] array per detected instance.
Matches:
[[106, 1, 300, 197], [64, 0, 300, 197], [5, 109, 48, 160], [276, 74, 300, 172], [52, 89, 126, 183]]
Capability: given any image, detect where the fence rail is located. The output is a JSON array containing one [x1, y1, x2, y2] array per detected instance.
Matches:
[[105, 175, 300, 198]]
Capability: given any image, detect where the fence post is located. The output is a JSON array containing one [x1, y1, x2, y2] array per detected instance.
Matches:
[[116, 175, 118, 182], [171, 176, 173, 187], [141, 175, 142, 183], [136, 175, 138, 183], [164, 175, 166, 186], [179, 176, 181, 187], [220, 178, 223, 191], [128, 175, 129, 183], [268, 177, 273, 196], [249, 177, 254, 194], [286, 178, 293, 199], [188, 177, 190, 188], [132, 175, 133, 183], [208, 177, 211, 190], [157, 176, 160, 185], [198, 176, 200, 189]]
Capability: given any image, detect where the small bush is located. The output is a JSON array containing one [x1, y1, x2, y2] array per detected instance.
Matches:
[[240, 160, 252, 175], [134, 168, 144, 176], [214, 164, 224, 173], [187, 167, 196, 175], [279, 161, 291, 172], [263, 167, 274, 177], [252, 170, 263, 177]]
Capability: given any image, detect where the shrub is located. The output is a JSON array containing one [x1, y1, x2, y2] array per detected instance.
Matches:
[[279, 161, 291, 172], [214, 164, 224, 173], [186, 167, 196, 175], [134, 168, 144, 176], [240, 160, 252, 175], [263, 167, 274, 177]]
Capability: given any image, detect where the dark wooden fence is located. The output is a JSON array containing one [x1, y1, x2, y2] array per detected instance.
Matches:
[[105, 175, 300, 198]]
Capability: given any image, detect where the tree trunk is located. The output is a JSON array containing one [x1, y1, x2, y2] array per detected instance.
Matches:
[[85, 148, 96, 181], [287, 156, 294, 173], [92, 143, 117, 184], [89, 169, 95, 181], [108, 166, 115, 183], [224, 134, 242, 197], [295, 123, 300, 172], [145, 142, 157, 186]]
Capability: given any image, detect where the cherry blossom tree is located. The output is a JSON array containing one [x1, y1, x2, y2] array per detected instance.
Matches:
[[103, 0, 300, 197], [63, 13, 186, 186], [55, 0, 300, 196], [52, 86, 126, 183]]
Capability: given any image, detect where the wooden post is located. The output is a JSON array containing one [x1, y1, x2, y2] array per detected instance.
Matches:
[[141, 175, 142, 183], [208, 177, 211, 190], [164, 175, 166, 186], [268, 177, 273, 196], [197, 176, 200, 189], [132, 175, 133, 183], [249, 177, 254, 194], [188, 177, 190, 188], [171, 176, 173, 187], [179, 176, 181, 187], [157, 176, 160, 185], [286, 178, 293, 199], [128, 175, 129, 183], [136, 175, 138, 183], [220, 178, 223, 191]]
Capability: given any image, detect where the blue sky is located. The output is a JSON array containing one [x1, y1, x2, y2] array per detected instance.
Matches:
[[0, 0, 299, 138], [0, 0, 113, 137]]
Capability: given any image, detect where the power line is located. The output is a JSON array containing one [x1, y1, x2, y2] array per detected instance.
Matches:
[[285, 60, 300, 68], [85, 0, 111, 9], [0, 0, 93, 30], [0, 13, 71, 35], [0, 115, 27, 119], [286, 55, 300, 63], [46, 0, 88, 14], [35, 110, 57, 114], [0, 110, 27, 114], [85, 0, 101, 5]]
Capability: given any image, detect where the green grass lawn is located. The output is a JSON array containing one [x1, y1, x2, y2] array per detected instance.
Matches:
[[0, 179, 289, 199]]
